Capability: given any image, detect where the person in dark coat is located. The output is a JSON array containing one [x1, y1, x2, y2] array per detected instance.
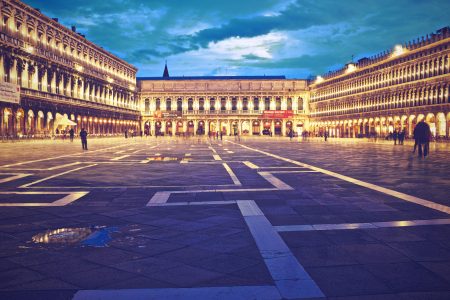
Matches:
[[393, 130, 398, 145], [80, 128, 88, 150], [413, 120, 432, 157], [398, 129, 405, 145], [69, 128, 75, 142]]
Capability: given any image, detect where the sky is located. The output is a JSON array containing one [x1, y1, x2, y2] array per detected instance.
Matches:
[[24, 0, 450, 79]]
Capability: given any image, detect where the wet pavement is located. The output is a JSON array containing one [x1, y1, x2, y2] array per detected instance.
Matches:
[[0, 136, 449, 299]]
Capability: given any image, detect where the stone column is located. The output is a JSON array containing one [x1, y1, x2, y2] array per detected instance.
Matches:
[[282, 119, 286, 136]]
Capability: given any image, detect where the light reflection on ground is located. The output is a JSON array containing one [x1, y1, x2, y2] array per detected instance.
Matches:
[[32, 227, 93, 244]]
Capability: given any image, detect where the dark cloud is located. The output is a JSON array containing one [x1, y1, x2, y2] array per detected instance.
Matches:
[[22, 0, 450, 77]]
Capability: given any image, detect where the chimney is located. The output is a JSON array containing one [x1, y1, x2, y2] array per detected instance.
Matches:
[[71, 26, 76, 32]]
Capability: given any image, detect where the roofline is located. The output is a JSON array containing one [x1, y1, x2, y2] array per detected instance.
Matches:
[[137, 75, 287, 81]]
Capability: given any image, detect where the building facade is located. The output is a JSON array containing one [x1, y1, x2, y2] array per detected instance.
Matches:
[[308, 27, 450, 139], [0, 0, 140, 138], [138, 76, 309, 136], [1, 1, 449, 140]]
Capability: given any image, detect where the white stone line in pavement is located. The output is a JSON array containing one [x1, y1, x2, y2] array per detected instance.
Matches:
[[157, 200, 237, 206], [258, 172, 294, 190], [228, 141, 450, 215], [46, 161, 81, 171], [24, 184, 237, 189], [237, 200, 324, 299], [0, 144, 130, 168], [275, 218, 450, 232], [19, 164, 98, 188], [114, 150, 126, 154], [227, 151, 234, 154], [110, 155, 131, 161], [73, 285, 281, 300], [0, 173, 33, 184], [147, 191, 171, 206], [185, 153, 191, 156], [268, 170, 320, 174], [0, 191, 89, 207], [146, 188, 279, 206], [223, 163, 242, 186], [243, 161, 260, 169], [213, 154, 222, 160]]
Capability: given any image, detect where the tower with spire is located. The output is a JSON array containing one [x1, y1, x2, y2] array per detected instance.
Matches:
[[163, 60, 169, 78]]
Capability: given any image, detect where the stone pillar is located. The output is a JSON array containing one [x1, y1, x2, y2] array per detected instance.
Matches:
[[172, 121, 176, 136], [194, 120, 198, 136], [271, 120, 275, 136], [282, 119, 286, 136]]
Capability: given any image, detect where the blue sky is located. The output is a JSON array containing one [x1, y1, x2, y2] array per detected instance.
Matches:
[[24, 0, 450, 78]]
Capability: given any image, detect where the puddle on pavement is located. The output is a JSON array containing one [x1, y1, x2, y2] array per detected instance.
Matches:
[[32, 226, 118, 247]]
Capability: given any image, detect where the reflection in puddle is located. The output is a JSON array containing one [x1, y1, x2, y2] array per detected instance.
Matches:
[[32, 227, 93, 244]]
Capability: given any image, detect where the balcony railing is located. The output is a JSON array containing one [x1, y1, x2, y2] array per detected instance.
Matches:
[[142, 109, 306, 116], [20, 88, 139, 115]]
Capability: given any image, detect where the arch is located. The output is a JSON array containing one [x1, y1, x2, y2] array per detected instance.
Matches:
[[298, 97, 304, 111], [436, 112, 446, 137], [166, 98, 172, 111], [176, 98, 182, 112], [144, 98, 150, 114]]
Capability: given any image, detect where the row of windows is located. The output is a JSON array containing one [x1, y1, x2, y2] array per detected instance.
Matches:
[[143, 97, 304, 113], [312, 54, 450, 102], [311, 85, 449, 117], [318, 39, 449, 86], [1, 54, 137, 110], [0, 4, 135, 82]]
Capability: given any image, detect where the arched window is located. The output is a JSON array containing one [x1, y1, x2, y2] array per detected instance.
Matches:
[[243, 98, 248, 111], [166, 99, 172, 111], [188, 98, 193, 111], [210, 98, 215, 111], [199, 98, 204, 111], [275, 97, 281, 110], [253, 98, 259, 111], [298, 97, 304, 111], [232, 97, 237, 111], [177, 98, 182, 111], [156, 98, 161, 110], [265, 97, 270, 110], [221, 98, 226, 111], [286, 98, 292, 110], [144, 99, 150, 114]]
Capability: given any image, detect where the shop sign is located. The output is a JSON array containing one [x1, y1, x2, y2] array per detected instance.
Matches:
[[262, 110, 293, 119], [154, 111, 182, 118], [0, 81, 20, 104]]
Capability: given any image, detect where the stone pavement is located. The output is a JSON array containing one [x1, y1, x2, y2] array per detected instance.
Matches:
[[0, 136, 449, 299]]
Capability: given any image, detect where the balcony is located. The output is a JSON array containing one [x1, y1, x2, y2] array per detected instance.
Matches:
[[141, 109, 306, 117], [20, 88, 139, 115]]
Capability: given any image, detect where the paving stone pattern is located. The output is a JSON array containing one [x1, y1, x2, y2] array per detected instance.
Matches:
[[0, 136, 449, 299]]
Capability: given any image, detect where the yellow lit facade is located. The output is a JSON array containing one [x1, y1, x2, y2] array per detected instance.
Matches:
[[138, 77, 309, 136], [0, 0, 140, 138], [309, 27, 450, 138]]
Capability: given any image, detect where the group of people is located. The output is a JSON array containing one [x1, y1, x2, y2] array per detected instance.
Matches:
[[391, 129, 406, 145], [413, 120, 432, 157]]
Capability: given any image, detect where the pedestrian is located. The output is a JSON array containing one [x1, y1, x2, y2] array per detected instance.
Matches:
[[69, 128, 74, 142], [398, 129, 405, 145], [80, 128, 88, 150], [220, 131, 223, 140], [124, 129, 128, 139], [324, 131, 328, 141], [393, 130, 398, 145], [289, 129, 293, 141], [140, 130, 143, 138], [413, 120, 432, 157]]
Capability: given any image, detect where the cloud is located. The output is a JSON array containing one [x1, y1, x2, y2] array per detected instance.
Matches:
[[22, 0, 450, 78]]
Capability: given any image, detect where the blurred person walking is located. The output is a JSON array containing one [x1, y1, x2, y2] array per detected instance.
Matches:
[[80, 128, 88, 150], [413, 120, 432, 157]]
